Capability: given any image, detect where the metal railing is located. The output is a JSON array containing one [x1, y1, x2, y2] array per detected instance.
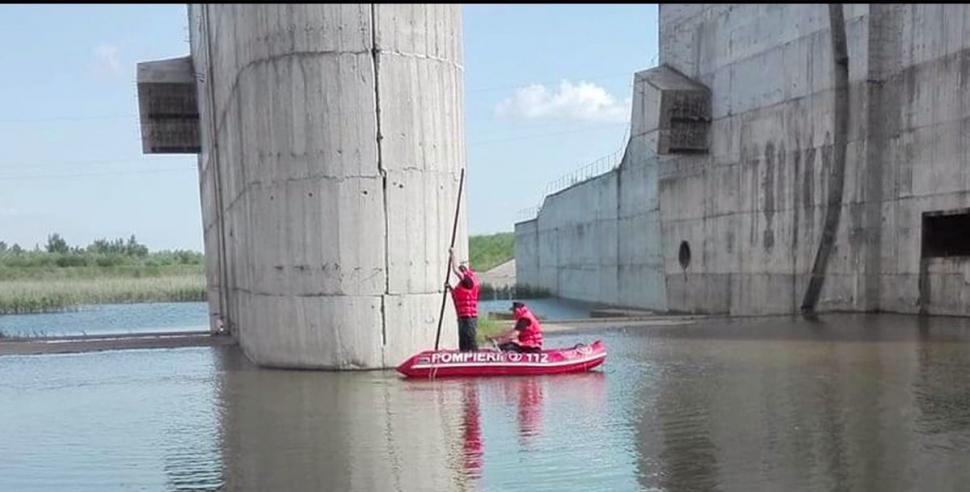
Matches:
[[516, 145, 626, 223], [516, 206, 540, 221], [541, 148, 624, 197]]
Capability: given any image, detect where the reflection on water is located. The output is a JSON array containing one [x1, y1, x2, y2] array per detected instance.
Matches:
[[2, 314, 970, 491], [632, 314, 970, 492], [0, 348, 224, 491], [511, 377, 543, 447], [214, 350, 611, 492], [460, 382, 484, 480]]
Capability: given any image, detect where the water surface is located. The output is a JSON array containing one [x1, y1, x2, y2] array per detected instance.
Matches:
[[3, 314, 970, 491], [0, 302, 208, 337], [479, 297, 594, 320]]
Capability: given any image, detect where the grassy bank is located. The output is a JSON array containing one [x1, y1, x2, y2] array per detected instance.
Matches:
[[476, 316, 509, 347], [468, 232, 514, 272], [0, 234, 206, 314], [0, 269, 206, 314]]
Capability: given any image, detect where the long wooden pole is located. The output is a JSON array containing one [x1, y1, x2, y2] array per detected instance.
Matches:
[[434, 168, 466, 350]]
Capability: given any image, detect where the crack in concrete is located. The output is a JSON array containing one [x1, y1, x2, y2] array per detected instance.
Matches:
[[372, 4, 390, 350], [211, 49, 371, 137], [219, 168, 461, 216], [378, 48, 464, 69], [221, 174, 384, 214]]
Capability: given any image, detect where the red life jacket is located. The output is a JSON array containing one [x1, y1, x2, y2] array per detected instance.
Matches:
[[513, 306, 543, 349], [451, 269, 480, 318]]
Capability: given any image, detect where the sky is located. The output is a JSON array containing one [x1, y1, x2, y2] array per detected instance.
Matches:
[[0, 4, 658, 252]]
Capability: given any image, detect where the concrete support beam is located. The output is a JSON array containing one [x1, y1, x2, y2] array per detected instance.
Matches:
[[136, 56, 201, 154], [631, 65, 711, 154]]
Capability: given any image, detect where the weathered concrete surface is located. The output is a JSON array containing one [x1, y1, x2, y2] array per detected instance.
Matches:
[[479, 259, 515, 288], [533, 170, 620, 305], [517, 4, 970, 317], [514, 69, 674, 311], [182, 4, 464, 368], [514, 220, 539, 289]]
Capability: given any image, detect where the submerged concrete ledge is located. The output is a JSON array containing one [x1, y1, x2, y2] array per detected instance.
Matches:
[[0, 317, 697, 358], [0, 331, 235, 357]]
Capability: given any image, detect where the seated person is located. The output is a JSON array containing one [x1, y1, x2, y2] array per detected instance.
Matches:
[[488, 302, 543, 353]]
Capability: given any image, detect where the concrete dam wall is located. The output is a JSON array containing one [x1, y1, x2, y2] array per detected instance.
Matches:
[[516, 4, 970, 317], [139, 4, 465, 369]]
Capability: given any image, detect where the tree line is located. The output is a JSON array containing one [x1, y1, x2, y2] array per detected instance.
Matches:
[[0, 233, 203, 268]]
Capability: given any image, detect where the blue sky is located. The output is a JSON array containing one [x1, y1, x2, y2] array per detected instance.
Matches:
[[0, 4, 658, 252]]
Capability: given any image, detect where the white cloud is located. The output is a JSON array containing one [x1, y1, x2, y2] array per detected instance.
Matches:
[[495, 80, 631, 123], [94, 44, 122, 77]]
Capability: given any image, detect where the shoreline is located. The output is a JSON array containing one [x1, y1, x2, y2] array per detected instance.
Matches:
[[0, 331, 233, 356]]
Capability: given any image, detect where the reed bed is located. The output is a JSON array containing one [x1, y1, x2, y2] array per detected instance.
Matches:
[[0, 272, 205, 314]]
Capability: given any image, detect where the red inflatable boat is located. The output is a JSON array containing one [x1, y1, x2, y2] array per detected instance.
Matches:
[[396, 340, 607, 378]]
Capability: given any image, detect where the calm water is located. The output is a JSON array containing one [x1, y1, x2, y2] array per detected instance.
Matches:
[[479, 298, 594, 320], [0, 300, 567, 339], [0, 302, 209, 337], [3, 314, 970, 491]]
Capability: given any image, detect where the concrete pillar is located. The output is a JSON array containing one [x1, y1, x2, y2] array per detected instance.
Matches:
[[187, 4, 464, 369]]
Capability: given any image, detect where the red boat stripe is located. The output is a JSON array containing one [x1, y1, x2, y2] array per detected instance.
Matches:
[[410, 353, 606, 370]]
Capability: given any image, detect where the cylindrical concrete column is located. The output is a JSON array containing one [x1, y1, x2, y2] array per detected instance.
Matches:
[[190, 4, 464, 369]]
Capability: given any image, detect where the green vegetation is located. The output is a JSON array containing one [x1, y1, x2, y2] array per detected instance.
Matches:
[[0, 229, 535, 314], [479, 283, 552, 300], [468, 232, 514, 272], [476, 316, 510, 347], [0, 234, 205, 314], [0, 275, 205, 314]]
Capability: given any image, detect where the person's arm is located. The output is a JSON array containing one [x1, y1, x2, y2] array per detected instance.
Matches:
[[490, 328, 517, 344], [444, 270, 465, 291], [449, 248, 463, 277], [444, 249, 459, 290], [490, 318, 530, 343]]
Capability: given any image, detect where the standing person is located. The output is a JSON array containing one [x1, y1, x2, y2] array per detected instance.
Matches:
[[489, 301, 543, 353], [446, 248, 480, 351]]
